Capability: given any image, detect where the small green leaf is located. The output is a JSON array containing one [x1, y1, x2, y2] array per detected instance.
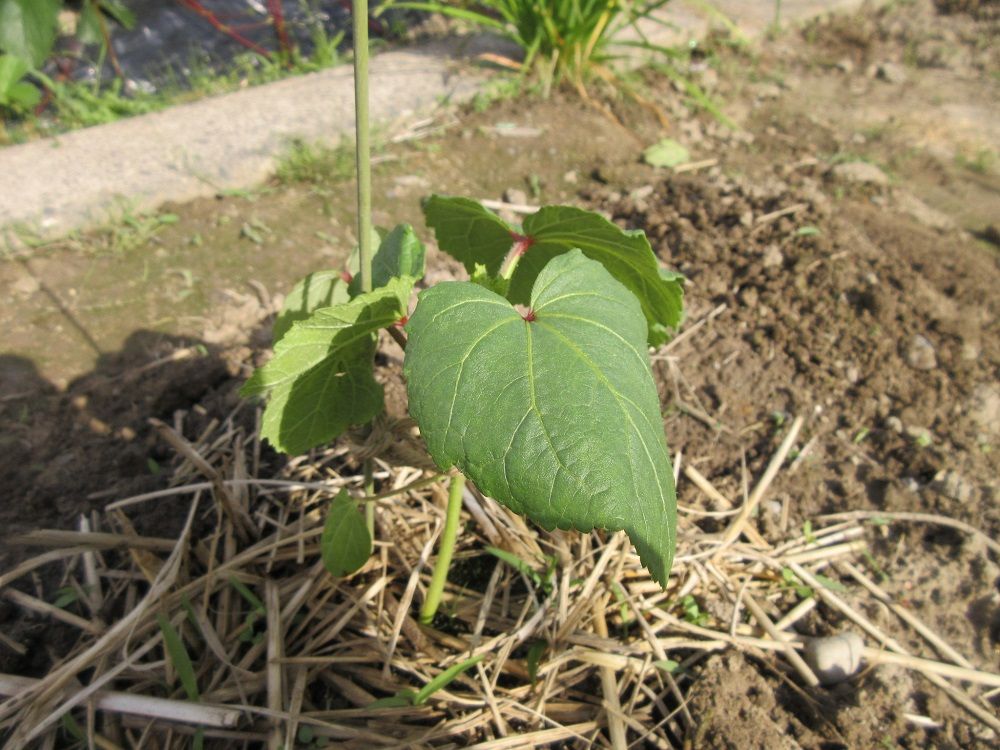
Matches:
[[242, 279, 412, 454], [349, 223, 426, 296], [52, 587, 78, 609], [228, 576, 266, 614], [643, 138, 690, 168], [813, 573, 847, 592], [610, 581, 633, 624], [367, 691, 417, 709], [96, 0, 136, 30], [61, 713, 85, 741], [0, 53, 39, 109], [414, 654, 483, 705], [405, 251, 677, 585], [321, 489, 371, 577], [526, 640, 547, 682], [781, 568, 813, 599], [274, 270, 350, 343], [470, 262, 510, 297], [297, 725, 316, 744], [7, 80, 39, 108], [156, 614, 201, 701], [486, 546, 544, 589], [795, 226, 821, 237], [76, 2, 103, 46], [654, 658, 679, 673], [423, 195, 516, 277]]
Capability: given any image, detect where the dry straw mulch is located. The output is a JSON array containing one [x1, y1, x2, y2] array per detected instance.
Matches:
[[2, 396, 999, 748]]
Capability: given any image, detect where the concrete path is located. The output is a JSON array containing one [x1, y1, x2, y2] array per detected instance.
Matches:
[[0, 1, 867, 241]]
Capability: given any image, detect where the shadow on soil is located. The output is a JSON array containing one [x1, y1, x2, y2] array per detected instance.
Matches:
[[0, 328, 263, 674]]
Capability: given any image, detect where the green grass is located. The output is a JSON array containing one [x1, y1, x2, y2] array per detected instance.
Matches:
[[275, 138, 357, 185], [1, 24, 346, 146], [380, 0, 673, 91]]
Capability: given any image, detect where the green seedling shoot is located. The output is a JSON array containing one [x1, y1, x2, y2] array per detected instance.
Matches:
[[243, 0, 685, 624]]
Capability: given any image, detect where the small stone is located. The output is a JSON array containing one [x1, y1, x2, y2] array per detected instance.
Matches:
[[698, 68, 719, 90], [931, 470, 974, 504], [804, 632, 865, 685], [863, 272, 879, 285], [885, 416, 903, 434], [969, 384, 1000, 437], [739, 210, 754, 227], [836, 58, 855, 74], [503, 188, 528, 206], [12, 273, 40, 296], [757, 82, 781, 100], [846, 365, 860, 384], [563, 170, 578, 184], [876, 62, 908, 84], [630, 185, 655, 200], [832, 161, 889, 186], [738, 286, 759, 308], [762, 245, 784, 268], [905, 334, 937, 370]]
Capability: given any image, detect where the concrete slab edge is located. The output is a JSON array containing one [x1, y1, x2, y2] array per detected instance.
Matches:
[[0, 0, 874, 244]]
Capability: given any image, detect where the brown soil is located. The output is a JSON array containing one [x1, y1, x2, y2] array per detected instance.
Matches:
[[2, 0, 998, 746]]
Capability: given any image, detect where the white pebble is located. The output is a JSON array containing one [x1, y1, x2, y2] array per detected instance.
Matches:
[[804, 632, 865, 685]]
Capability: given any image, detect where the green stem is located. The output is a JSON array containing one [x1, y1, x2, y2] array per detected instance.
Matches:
[[500, 252, 521, 281], [363, 457, 375, 536], [353, 0, 373, 292], [420, 473, 466, 624]]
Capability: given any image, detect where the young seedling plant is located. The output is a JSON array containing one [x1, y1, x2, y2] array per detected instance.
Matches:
[[243, 0, 684, 625]]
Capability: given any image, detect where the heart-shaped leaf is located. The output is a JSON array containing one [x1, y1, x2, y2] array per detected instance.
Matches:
[[404, 250, 676, 585], [424, 196, 518, 277], [243, 278, 411, 454], [423, 197, 684, 346], [321, 490, 371, 577], [274, 270, 350, 343]]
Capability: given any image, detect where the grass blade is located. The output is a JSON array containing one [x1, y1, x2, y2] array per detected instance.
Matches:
[[156, 613, 201, 701]]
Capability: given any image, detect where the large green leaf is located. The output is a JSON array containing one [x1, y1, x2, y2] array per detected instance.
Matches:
[[242, 278, 412, 454], [404, 250, 676, 585], [348, 223, 426, 297], [424, 196, 517, 277], [423, 197, 685, 346], [0, 0, 59, 67], [273, 270, 350, 343], [321, 490, 371, 577]]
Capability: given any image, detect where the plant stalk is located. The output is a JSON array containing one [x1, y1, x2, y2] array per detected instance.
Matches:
[[353, 0, 374, 293], [419, 473, 466, 624]]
